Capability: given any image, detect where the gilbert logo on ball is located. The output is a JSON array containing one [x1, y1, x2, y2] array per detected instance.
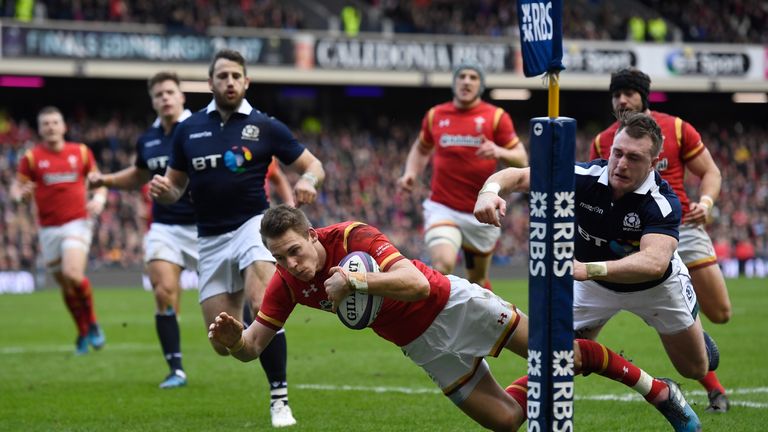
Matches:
[[336, 252, 384, 330]]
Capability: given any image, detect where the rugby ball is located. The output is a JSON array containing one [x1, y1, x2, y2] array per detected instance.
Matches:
[[336, 252, 384, 330]]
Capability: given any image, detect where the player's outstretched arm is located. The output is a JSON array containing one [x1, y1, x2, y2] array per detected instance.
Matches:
[[574, 233, 678, 283], [474, 167, 531, 226], [289, 149, 325, 206], [209, 312, 277, 362], [149, 168, 188, 204], [324, 259, 430, 312], [88, 166, 151, 191], [396, 137, 432, 194]]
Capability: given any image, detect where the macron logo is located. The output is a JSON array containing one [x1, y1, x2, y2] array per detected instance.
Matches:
[[189, 131, 213, 139], [521, 2, 554, 42]]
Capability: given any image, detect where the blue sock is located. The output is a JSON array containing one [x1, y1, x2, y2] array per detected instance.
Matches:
[[703, 331, 720, 371], [260, 330, 288, 405], [156, 307, 183, 372]]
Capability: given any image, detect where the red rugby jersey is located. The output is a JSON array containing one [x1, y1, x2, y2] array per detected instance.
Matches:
[[590, 111, 704, 217], [17, 142, 97, 226], [419, 101, 520, 213], [257, 222, 451, 346]]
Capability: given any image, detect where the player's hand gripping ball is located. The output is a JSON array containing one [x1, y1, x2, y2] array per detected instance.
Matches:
[[336, 252, 384, 330]]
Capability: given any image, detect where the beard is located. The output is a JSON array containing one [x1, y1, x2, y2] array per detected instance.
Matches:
[[213, 89, 244, 112]]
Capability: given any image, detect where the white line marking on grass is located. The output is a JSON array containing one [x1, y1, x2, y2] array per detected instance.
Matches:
[[296, 384, 768, 409], [0, 343, 158, 354]]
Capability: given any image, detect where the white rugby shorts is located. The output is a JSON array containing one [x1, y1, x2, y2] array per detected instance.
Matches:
[[574, 253, 697, 335], [39, 218, 93, 269], [197, 214, 275, 303], [144, 222, 198, 270], [422, 199, 501, 254], [401, 275, 521, 405], [678, 223, 718, 270]]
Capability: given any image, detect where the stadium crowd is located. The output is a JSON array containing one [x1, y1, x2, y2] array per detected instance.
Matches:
[[3, 0, 764, 43], [1, 109, 766, 276]]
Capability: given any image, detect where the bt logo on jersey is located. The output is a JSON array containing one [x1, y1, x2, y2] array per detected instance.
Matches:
[[191, 154, 222, 171], [147, 156, 169, 171]]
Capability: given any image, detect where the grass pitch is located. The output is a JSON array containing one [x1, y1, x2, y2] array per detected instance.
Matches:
[[0, 278, 765, 431]]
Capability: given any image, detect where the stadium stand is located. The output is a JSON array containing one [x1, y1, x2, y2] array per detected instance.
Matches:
[[4, 0, 764, 43], [1, 106, 765, 279]]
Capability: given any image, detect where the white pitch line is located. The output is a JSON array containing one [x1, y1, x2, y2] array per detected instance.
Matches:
[[0, 343, 158, 354], [296, 384, 768, 409]]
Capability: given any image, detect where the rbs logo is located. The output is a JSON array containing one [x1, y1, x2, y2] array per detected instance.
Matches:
[[521, 2, 554, 42]]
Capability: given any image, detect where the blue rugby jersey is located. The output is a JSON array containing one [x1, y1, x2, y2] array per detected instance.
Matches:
[[136, 110, 196, 225], [169, 99, 305, 236], [574, 160, 682, 292]]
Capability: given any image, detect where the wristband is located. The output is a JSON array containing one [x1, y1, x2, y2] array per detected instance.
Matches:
[[699, 195, 714, 213], [93, 194, 107, 205], [585, 261, 608, 279], [348, 271, 369, 294], [227, 336, 245, 354], [301, 172, 319, 188], [478, 182, 501, 196]]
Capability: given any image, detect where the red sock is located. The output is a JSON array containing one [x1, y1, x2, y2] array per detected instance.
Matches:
[[77, 277, 97, 324], [505, 375, 528, 419], [63, 289, 89, 336], [576, 339, 666, 403], [699, 371, 726, 395]]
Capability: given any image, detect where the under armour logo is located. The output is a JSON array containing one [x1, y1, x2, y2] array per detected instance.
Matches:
[[438, 119, 450, 128], [497, 313, 508, 325], [302, 284, 318, 298]]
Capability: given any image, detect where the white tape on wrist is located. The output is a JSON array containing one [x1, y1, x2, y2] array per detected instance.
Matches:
[[348, 271, 369, 294], [301, 172, 319, 188], [479, 182, 501, 196], [585, 261, 608, 279]]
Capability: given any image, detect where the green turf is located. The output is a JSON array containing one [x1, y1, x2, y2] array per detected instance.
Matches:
[[0, 278, 764, 431]]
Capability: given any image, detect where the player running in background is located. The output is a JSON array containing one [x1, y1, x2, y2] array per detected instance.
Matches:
[[476, 112, 724, 428], [590, 68, 730, 412], [150, 49, 324, 428], [266, 157, 296, 207], [11, 106, 108, 355], [397, 59, 528, 289], [89, 71, 195, 389], [208, 205, 700, 432]]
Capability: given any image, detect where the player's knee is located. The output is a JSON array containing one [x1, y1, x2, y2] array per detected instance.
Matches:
[[153, 282, 178, 307], [61, 268, 84, 286], [484, 412, 523, 432], [429, 258, 454, 275], [708, 307, 731, 324]]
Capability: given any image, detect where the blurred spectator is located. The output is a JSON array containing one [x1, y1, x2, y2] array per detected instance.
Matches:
[[1, 109, 766, 278]]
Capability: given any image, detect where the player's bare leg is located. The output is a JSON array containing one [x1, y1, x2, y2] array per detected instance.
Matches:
[[201, 291, 245, 355], [689, 264, 731, 324], [464, 249, 493, 288], [243, 261, 296, 428], [424, 224, 462, 275], [148, 260, 187, 388], [659, 317, 709, 379], [149, 260, 183, 313], [458, 374, 525, 431], [59, 244, 103, 353]]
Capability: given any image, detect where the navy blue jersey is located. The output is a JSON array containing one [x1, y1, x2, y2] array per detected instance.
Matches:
[[169, 100, 305, 236], [574, 160, 682, 292], [135, 110, 196, 225]]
